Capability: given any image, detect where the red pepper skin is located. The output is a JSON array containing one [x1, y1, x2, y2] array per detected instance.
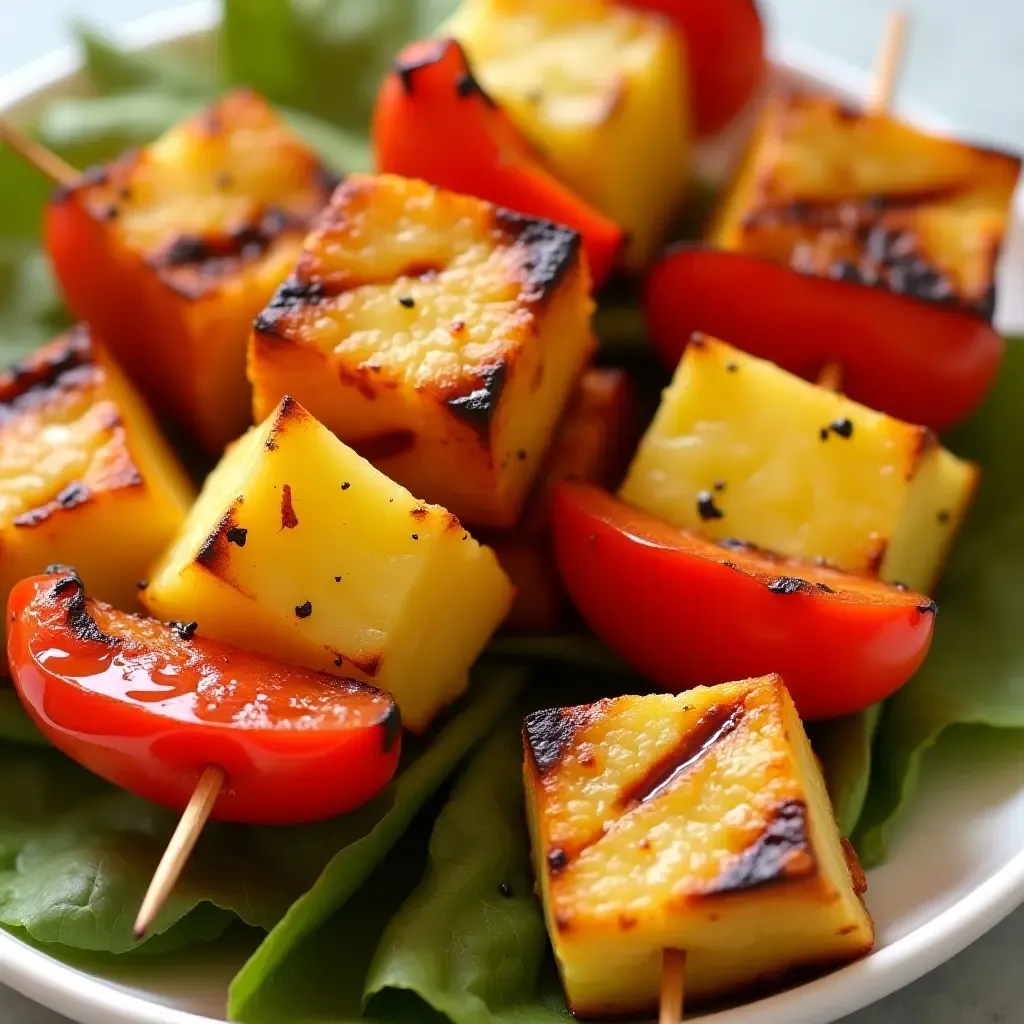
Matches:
[[553, 483, 936, 721], [372, 37, 624, 288], [7, 573, 401, 824], [622, 0, 766, 137], [644, 246, 1004, 431]]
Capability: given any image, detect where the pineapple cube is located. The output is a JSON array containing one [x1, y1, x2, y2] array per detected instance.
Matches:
[[142, 396, 513, 732], [523, 676, 874, 1016], [619, 337, 977, 593], [486, 367, 634, 630], [46, 90, 336, 453], [249, 173, 596, 528], [711, 92, 1020, 318], [448, 0, 691, 268], [0, 327, 194, 651]]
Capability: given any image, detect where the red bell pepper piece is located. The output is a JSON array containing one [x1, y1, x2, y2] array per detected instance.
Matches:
[[372, 37, 624, 288], [553, 482, 936, 720], [7, 572, 401, 824], [644, 245, 1005, 432]]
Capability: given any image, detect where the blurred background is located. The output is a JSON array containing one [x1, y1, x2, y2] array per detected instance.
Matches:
[[3, 0, 1024, 147]]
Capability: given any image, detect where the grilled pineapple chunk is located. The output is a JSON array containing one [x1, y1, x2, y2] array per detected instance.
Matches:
[[46, 90, 335, 452], [619, 337, 977, 592], [487, 367, 634, 629], [249, 173, 595, 528], [0, 327, 194, 652], [142, 396, 513, 732], [448, 0, 690, 268], [524, 676, 873, 1016], [711, 92, 1020, 317]]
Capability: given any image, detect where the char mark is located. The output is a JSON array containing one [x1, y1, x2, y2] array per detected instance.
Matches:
[[51, 574, 117, 646], [254, 275, 326, 336], [619, 702, 744, 807], [706, 800, 813, 894], [1, 327, 93, 411], [446, 363, 506, 435], [495, 210, 581, 301], [524, 705, 597, 775]]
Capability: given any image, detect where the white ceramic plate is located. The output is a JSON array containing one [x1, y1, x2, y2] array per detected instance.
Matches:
[[1, 5, 1023, 1024]]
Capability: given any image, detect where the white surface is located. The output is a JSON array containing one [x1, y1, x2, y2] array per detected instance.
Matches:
[[1, 5, 1024, 1024]]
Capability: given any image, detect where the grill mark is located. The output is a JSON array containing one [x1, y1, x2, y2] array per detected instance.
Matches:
[[619, 702, 745, 808], [704, 800, 814, 894], [524, 704, 600, 775], [51, 574, 117, 646], [446, 364, 506, 435], [495, 210, 581, 302]]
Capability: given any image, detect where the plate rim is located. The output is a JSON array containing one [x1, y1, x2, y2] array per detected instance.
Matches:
[[0, 6, 1022, 1024]]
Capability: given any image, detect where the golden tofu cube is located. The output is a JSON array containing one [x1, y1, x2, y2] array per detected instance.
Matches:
[[710, 92, 1020, 317], [142, 396, 513, 732], [0, 327, 194, 651], [619, 337, 977, 593], [524, 676, 874, 1017], [46, 90, 335, 453], [448, 0, 691, 268], [249, 173, 596, 528]]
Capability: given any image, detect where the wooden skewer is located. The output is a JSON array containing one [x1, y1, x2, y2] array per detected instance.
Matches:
[[659, 949, 686, 1024], [133, 765, 225, 939], [659, 14, 911, 1024], [0, 119, 77, 188], [868, 10, 911, 114]]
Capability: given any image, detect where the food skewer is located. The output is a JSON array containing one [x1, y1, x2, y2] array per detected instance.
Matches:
[[0, 119, 76, 187], [655, 12, 909, 1023], [133, 766, 225, 938]]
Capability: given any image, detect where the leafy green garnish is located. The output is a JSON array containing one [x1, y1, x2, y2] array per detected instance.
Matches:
[[227, 668, 524, 1021], [807, 705, 881, 838], [220, 0, 458, 135], [855, 339, 1024, 864], [364, 722, 561, 1023]]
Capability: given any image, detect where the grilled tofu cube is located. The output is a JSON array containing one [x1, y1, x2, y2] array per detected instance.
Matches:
[[448, 0, 690, 268], [524, 676, 874, 1017], [619, 337, 977, 593], [45, 90, 336, 453], [142, 396, 513, 732], [487, 367, 634, 629], [0, 327, 194, 651], [711, 92, 1020, 318], [249, 173, 596, 528]]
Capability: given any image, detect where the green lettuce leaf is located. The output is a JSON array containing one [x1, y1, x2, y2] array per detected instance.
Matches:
[[227, 667, 525, 1021], [364, 721, 567, 1024], [807, 704, 881, 839], [220, 0, 459, 134], [856, 339, 1024, 864], [0, 743, 282, 954]]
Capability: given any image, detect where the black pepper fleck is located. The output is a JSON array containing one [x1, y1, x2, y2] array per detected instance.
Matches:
[[819, 427, 830, 442], [830, 417, 854, 439], [398, 296, 415, 309], [697, 491, 724, 521], [136, 579, 148, 591], [411, 533, 419, 541], [334, 575, 343, 582], [171, 621, 198, 641], [937, 510, 951, 524], [226, 526, 248, 547], [341, 482, 351, 491], [713, 479, 726, 492], [547, 849, 568, 874], [295, 601, 313, 618], [726, 362, 739, 373], [768, 576, 809, 595], [498, 882, 514, 898], [334, 656, 343, 667]]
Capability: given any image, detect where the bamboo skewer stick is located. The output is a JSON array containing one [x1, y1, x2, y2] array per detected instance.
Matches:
[[868, 11, 911, 113], [659, 949, 687, 1024], [133, 765, 225, 939], [0, 119, 77, 187]]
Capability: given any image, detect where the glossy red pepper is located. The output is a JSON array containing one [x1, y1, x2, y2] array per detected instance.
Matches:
[[372, 37, 624, 288], [622, 0, 766, 137], [553, 483, 937, 720], [644, 245, 1004, 432], [7, 572, 401, 824]]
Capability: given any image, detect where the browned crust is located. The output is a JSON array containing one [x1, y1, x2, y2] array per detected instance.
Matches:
[[494, 210, 583, 304], [196, 501, 243, 574], [0, 325, 94, 408], [523, 702, 604, 776]]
